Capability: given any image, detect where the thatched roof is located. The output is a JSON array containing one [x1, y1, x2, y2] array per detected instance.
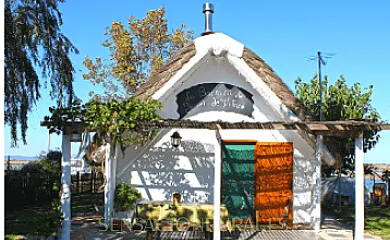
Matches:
[[241, 48, 342, 166], [134, 43, 196, 101], [132, 34, 340, 166], [242, 48, 313, 121], [134, 43, 312, 120]]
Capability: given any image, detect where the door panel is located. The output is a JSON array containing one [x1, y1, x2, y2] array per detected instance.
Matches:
[[254, 142, 293, 225], [221, 144, 255, 221]]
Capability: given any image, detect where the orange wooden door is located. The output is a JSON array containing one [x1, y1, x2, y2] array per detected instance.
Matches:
[[254, 142, 293, 225]]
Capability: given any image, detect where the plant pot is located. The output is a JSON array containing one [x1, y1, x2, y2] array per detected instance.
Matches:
[[112, 210, 135, 231]]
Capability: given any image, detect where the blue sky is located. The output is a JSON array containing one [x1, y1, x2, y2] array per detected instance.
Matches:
[[4, 0, 390, 163]]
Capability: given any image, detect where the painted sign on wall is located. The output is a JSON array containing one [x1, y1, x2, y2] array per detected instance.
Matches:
[[176, 83, 254, 118]]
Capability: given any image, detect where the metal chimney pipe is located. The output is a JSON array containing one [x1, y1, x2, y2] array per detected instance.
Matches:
[[202, 2, 214, 35]]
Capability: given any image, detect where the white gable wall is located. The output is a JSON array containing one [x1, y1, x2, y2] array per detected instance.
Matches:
[[158, 57, 283, 122]]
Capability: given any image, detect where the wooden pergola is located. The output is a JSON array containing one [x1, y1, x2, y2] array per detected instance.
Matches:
[[41, 119, 390, 135], [41, 119, 390, 240]]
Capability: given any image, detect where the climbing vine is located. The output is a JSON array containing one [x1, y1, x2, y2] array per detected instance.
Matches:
[[44, 97, 162, 148], [83, 97, 162, 146]]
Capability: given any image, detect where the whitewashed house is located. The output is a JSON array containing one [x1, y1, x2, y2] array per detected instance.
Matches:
[[107, 26, 340, 230], [50, 4, 386, 240]]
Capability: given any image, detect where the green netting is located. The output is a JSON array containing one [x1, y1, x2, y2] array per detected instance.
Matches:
[[222, 144, 255, 220]]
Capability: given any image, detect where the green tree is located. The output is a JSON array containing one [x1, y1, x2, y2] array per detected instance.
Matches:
[[22, 150, 61, 192], [82, 7, 193, 99], [5, 0, 78, 147], [44, 7, 193, 187], [294, 74, 381, 168]]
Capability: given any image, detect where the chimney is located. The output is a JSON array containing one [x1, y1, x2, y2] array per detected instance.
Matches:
[[202, 2, 214, 36]]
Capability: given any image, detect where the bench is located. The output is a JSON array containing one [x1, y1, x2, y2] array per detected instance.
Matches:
[[132, 201, 231, 239]]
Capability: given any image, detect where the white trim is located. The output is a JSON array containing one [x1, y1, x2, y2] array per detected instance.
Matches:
[[194, 32, 244, 58], [152, 33, 244, 102], [152, 52, 208, 101], [213, 131, 222, 240], [226, 55, 300, 122]]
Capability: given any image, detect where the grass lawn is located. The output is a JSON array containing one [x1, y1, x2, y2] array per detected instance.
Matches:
[[71, 191, 104, 214], [5, 192, 104, 239], [323, 204, 390, 239]]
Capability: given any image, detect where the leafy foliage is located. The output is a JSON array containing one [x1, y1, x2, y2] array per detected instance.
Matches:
[[83, 7, 193, 99], [114, 182, 142, 211], [294, 74, 381, 168], [382, 170, 390, 182], [44, 97, 162, 148], [83, 97, 162, 147], [5, 0, 78, 147], [44, 99, 86, 135], [22, 151, 61, 177]]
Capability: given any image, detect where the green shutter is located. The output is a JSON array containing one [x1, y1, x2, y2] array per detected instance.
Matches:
[[221, 144, 255, 221]]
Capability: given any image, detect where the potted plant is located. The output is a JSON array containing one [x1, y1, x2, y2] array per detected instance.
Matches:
[[113, 182, 142, 230]]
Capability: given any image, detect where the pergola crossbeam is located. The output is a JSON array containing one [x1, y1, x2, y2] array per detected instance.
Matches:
[[40, 119, 390, 136]]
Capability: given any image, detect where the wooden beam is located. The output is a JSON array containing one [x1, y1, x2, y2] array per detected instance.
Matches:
[[40, 120, 390, 136], [310, 130, 362, 138], [307, 123, 387, 132]]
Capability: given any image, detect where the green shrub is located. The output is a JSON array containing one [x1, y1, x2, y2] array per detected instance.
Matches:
[[114, 183, 141, 211]]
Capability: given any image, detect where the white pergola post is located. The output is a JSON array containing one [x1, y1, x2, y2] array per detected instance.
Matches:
[[355, 135, 364, 240], [314, 135, 322, 232], [109, 145, 117, 220], [213, 130, 222, 240], [104, 143, 111, 227], [61, 134, 72, 240]]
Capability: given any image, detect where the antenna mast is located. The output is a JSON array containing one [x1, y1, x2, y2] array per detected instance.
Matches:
[[317, 51, 326, 121], [307, 50, 334, 231]]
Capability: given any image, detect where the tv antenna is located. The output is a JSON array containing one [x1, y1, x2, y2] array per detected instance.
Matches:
[[306, 51, 335, 232], [305, 51, 336, 121]]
